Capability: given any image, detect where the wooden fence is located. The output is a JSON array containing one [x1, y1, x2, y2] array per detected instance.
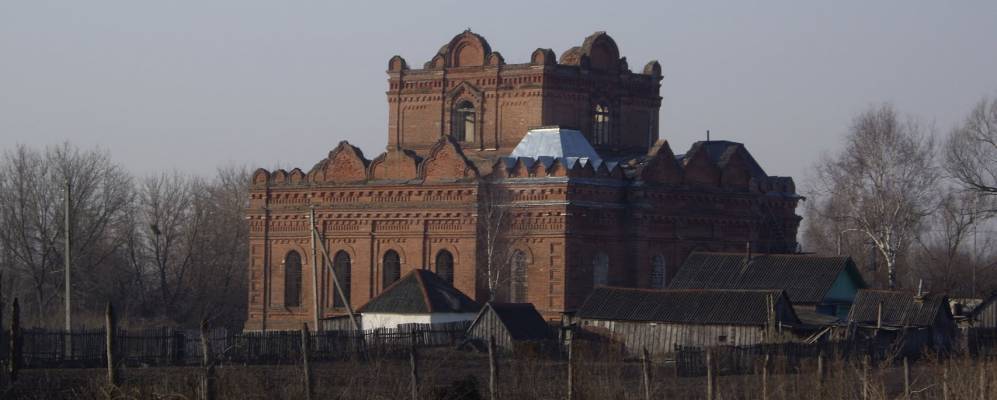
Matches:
[[1, 321, 471, 369], [674, 338, 896, 377]]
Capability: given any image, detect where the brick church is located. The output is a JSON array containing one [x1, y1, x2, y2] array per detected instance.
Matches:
[[245, 30, 802, 331]]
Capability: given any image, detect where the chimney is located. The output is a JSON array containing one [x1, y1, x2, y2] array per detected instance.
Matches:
[[915, 279, 926, 302]]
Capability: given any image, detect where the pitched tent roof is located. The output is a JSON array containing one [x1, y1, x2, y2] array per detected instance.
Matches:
[[847, 289, 951, 327], [576, 287, 800, 326], [509, 127, 602, 162], [356, 269, 480, 314], [469, 302, 550, 341], [669, 252, 866, 304]]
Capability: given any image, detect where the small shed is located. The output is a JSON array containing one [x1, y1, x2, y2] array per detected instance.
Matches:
[[576, 287, 800, 357], [356, 269, 481, 330], [465, 302, 551, 352], [845, 289, 957, 354]]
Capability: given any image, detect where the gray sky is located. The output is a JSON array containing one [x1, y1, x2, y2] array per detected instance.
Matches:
[[2, 1, 996, 185]]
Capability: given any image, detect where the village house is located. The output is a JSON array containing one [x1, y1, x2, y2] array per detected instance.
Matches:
[[574, 287, 800, 357], [844, 289, 958, 354], [355, 269, 480, 330], [668, 252, 866, 326], [245, 30, 802, 331]]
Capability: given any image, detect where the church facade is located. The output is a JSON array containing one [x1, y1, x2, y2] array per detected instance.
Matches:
[[245, 31, 802, 331]]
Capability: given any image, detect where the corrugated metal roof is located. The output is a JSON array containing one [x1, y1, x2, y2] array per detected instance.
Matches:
[[576, 287, 800, 326], [356, 269, 481, 314], [668, 252, 865, 304], [847, 290, 950, 327]]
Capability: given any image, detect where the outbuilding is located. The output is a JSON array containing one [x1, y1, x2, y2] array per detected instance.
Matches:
[[356, 269, 481, 330], [465, 302, 551, 352]]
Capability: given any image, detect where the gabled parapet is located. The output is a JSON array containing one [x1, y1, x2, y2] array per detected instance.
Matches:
[[313, 141, 370, 184], [681, 143, 721, 186], [251, 168, 270, 186], [369, 149, 420, 181], [640, 140, 682, 184], [419, 136, 479, 182]]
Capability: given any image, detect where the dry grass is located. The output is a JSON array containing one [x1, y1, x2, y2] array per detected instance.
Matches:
[[4, 347, 997, 399]]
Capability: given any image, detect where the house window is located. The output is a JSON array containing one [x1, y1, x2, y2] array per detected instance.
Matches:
[[592, 103, 611, 145], [511, 250, 528, 303], [435, 250, 455, 285], [382, 250, 401, 288], [284, 251, 303, 307], [452, 100, 476, 142], [650, 255, 666, 289], [593, 252, 609, 287], [332, 251, 351, 308]]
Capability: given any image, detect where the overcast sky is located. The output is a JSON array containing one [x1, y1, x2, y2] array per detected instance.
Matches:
[[2, 1, 996, 186]]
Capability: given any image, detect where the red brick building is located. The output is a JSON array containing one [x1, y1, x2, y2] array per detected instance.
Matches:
[[245, 31, 802, 331]]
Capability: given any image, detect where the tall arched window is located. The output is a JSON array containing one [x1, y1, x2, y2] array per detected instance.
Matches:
[[435, 250, 455, 285], [592, 103, 611, 145], [452, 101, 476, 142], [511, 250, 528, 303], [332, 251, 351, 308], [650, 254, 666, 289], [284, 251, 303, 307], [382, 250, 401, 288], [593, 252, 609, 287]]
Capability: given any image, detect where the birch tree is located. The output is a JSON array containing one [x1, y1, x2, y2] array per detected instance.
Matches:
[[477, 182, 513, 301], [811, 104, 938, 289]]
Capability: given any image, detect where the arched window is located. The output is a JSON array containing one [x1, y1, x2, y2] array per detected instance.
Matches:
[[452, 101, 476, 142], [510, 250, 528, 303], [332, 251, 351, 308], [650, 254, 666, 289], [435, 250, 455, 285], [382, 250, 401, 288], [284, 251, 303, 307], [593, 252, 609, 287], [592, 103, 611, 145]]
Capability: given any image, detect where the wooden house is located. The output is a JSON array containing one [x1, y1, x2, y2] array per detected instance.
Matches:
[[465, 302, 552, 352], [845, 289, 957, 354], [356, 269, 481, 330], [575, 287, 800, 357], [669, 252, 866, 325]]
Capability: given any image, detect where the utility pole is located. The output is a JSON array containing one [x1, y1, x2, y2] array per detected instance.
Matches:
[[64, 177, 72, 355], [309, 207, 321, 332]]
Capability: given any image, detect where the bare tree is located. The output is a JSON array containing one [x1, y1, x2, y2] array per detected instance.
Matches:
[[477, 182, 513, 301], [810, 104, 938, 289], [909, 190, 994, 295], [947, 96, 997, 204]]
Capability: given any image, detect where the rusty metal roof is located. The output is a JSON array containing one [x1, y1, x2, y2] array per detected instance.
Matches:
[[576, 287, 800, 326]]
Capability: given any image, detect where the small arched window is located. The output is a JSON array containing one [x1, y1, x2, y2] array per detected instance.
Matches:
[[650, 254, 666, 289], [382, 250, 401, 288], [592, 103, 611, 145], [435, 250, 455, 285], [284, 251, 303, 307], [511, 250, 528, 303], [333, 251, 351, 308], [452, 101, 476, 142], [593, 252, 609, 287]]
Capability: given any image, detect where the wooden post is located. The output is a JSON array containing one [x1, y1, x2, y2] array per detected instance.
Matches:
[[410, 333, 418, 400], [816, 352, 824, 397], [980, 361, 987, 400], [8, 298, 20, 384], [903, 357, 910, 400], [862, 356, 870, 400], [566, 328, 574, 400], [200, 319, 216, 400], [488, 335, 497, 400], [301, 323, 314, 400], [105, 303, 119, 388], [762, 354, 769, 400], [641, 348, 651, 400], [706, 349, 714, 400], [943, 363, 949, 400]]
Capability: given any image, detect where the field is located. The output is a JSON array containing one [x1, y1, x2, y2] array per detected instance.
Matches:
[[5, 346, 997, 400]]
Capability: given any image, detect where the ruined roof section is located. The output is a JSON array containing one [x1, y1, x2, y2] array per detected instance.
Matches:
[[577, 287, 800, 326], [357, 269, 480, 314], [669, 252, 865, 304], [848, 290, 951, 327]]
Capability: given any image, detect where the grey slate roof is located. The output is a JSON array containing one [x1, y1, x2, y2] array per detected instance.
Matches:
[[576, 287, 800, 326], [847, 290, 951, 327], [356, 269, 481, 314], [668, 252, 865, 304], [509, 127, 602, 162], [475, 302, 551, 340]]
